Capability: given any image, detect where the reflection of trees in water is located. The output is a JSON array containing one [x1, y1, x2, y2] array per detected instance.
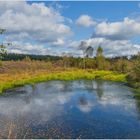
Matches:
[[79, 96, 88, 106], [83, 80, 94, 91], [78, 96, 94, 113], [61, 81, 72, 92], [82, 80, 104, 99], [96, 80, 104, 99], [23, 85, 36, 104], [135, 97, 140, 120]]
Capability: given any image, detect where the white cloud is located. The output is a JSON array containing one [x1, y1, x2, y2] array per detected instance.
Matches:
[[94, 17, 140, 40], [69, 38, 140, 57], [7, 41, 50, 55], [52, 38, 65, 46], [86, 38, 140, 57], [76, 15, 96, 27], [0, 1, 72, 52], [138, 3, 140, 8], [78, 100, 94, 113]]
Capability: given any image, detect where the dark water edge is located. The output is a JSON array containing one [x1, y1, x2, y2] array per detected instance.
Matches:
[[0, 80, 140, 139]]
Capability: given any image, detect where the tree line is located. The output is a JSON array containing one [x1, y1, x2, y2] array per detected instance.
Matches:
[[0, 46, 139, 73]]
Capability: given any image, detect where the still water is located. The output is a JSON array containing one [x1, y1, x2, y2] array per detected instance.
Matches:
[[0, 80, 140, 138]]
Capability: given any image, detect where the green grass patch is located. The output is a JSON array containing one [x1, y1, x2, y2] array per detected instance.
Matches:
[[0, 70, 127, 94]]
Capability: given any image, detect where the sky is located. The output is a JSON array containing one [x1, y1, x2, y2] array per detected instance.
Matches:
[[0, 1, 140, 57]]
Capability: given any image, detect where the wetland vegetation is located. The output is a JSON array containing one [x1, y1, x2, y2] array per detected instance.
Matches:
[[0, 50, 139, 96]]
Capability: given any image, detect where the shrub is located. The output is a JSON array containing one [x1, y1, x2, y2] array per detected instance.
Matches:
[[0, 60, 2, 66]]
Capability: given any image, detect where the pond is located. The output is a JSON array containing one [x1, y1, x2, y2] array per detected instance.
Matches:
[[0, 80, 140, 139]]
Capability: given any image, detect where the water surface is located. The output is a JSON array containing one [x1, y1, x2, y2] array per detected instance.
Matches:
[[0, 80, 140, 138]]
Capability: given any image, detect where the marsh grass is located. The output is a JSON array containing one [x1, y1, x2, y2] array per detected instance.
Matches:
[[0, 69, 126, 94]]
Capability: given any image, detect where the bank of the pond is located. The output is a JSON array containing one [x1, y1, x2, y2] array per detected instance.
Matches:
[[134, 88, 140, 99], [0, 70, 126, 94]]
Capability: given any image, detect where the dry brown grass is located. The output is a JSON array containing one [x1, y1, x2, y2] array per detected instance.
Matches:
[[0, 60, 54, 73]]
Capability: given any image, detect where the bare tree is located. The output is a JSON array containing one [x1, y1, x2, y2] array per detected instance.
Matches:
[[84, 46, 94, 58], [84, 46, 93, 69], [79, 41, 94, 69], [0, 28, 6, 34]]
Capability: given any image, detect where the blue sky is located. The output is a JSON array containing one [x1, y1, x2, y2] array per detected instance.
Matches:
[[57, 1, 140, 41], [0, 1, 140, 57], [42, 1, 140, 40], [58, 1, 140, 20]]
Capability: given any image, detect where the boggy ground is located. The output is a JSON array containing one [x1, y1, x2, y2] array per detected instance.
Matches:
[[0, 61, 126, 94]]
